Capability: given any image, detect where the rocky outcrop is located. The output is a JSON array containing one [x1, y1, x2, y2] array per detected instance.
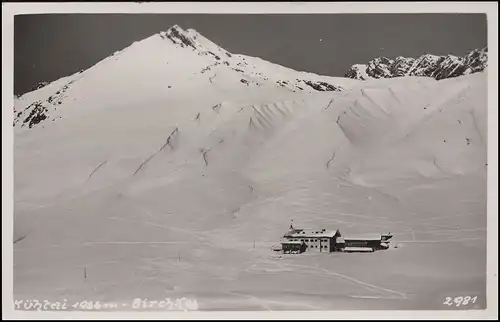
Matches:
[[29, 81, 49, 92], [161, 25, 197, 50], [301, 80, 343, 92]]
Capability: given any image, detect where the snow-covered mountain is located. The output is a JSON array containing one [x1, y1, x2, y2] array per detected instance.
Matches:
[[345, 47, 488, 81], [13, 25, 487, 310], [13, 25, 359, 130]]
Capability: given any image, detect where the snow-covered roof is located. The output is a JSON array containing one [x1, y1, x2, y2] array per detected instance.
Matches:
[[344, 234, 382, 241], [286, 228, 337, 238], [281, 240, 303, 245]]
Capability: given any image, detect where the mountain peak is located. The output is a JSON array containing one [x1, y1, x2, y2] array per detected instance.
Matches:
[[13, 23, 359, 130], [159, 25, 232, 59], [169, 24, 183, 31], [160, 24, 198, 49]]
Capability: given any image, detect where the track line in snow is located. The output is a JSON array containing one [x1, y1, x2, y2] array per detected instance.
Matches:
[[133, 154, 156, 176], [326, 150, 336, 169], [83, 241, 188, 245], [15, 201, 53, 209], [14, 236, 27, 244], [418, 212, 483, 223], [395, 236, 485, 243], [133, 127, 179, 176], [349, 295, 397, 300], [87, 160, 107, 181], [324, 99, 334, 110], [226, 291, 272, 311], [108, 215, 210, 243], [285, 263, 408, 299], [201, 148, 210, 166], [422, 227, 486, 234], [360, 89, 389, 116], [407, 226, 416, 241], [469, 109, 485, 144]]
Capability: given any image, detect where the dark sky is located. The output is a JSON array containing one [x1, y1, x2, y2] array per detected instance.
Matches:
[[14, 14, 487, 95]]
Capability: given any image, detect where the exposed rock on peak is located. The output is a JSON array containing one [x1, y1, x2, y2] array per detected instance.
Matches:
[[161, 25, 197, 50]]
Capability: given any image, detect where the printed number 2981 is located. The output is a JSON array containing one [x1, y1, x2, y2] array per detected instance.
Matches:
[[443, 296, 478, 307]]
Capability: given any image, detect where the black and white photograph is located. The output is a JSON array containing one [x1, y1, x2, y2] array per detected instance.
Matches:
[[3, 2, 498, 319]]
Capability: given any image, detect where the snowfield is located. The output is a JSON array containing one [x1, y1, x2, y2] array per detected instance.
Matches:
[[13, 26, 487, 311]]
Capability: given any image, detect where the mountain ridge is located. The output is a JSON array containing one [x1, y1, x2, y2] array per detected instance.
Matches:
[[345, 47, 488, 81]]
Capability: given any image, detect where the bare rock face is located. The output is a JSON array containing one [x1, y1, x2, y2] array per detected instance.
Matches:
[[463, 47, 488, 74], [18, 101, 48, 128], [366, 57, 394, 79], [161, 25, 197, 50], [431, 55, 467, 80], [389, 57, 416, 77], [407, 54, 442, 77], [345, 47, 488, 81], [344, 64, 369, 80], [301, 80, 343, 92]]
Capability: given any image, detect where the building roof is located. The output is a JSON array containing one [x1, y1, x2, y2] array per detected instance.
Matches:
[[344, 234, 382, 241], [285, 228, 337, 238], [281, 240, 303, 245]]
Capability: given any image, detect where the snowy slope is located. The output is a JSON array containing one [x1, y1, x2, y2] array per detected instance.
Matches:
[[13, 25, 487, 310], [345, 47, 488, 81]]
